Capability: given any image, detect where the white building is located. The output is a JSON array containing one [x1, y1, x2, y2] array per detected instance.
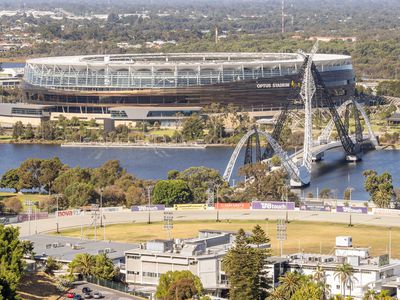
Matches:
[[125, 230, 234, 296], [286, 236, 400, 299]]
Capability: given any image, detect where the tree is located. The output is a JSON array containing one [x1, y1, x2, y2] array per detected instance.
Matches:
[[64, 182, 96, 207], [12, 121, 24, 140], [166, 278, 198, 300], [238, 163, 286, 201], [156, 270, 203, 299], [0, 225, 33, 299], [0, 169, 20, 192], [181, 114, 204, 141], [52, 167, 92, 194], [363, 170, 394, 208], [319, 188, 332, 199], [125, 185, 145, 206], [343, 188, 351, 200], [152, 180, 193, 206], [334, 263, 357, 297], [38, 157, 64, 194], [17, 158, 42, 190], [68, 253, 96, 277], [91, 160, 125, 188], [94, 253, 118, 280], [278, 271, 305, 299], [44, 256, 61, 275], [167, 170, 180, 180], [222, 227, 270, 300], [102, 185, 126, 206], [3, 197, 23, 214], [363, 290, 377, 300], [23, 123, 35, 140], [177, 167, 225, 203]]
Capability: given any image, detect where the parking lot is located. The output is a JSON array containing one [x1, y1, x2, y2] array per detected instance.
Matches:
[[67, 282, 145, 300]]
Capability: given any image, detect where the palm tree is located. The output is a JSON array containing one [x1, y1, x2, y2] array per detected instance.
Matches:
[[278, 271, 304, 299], [68, 253, 95, 277], [313, 265, 330, 300], [313, 264, 326, 282], [376, 290, 394, 300], [267, 287, 286, 300], [363, 289, 377, 300], [334, 263, 357, 297]]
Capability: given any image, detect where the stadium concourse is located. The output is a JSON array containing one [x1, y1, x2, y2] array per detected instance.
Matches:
[[14, 207, 400, 237]]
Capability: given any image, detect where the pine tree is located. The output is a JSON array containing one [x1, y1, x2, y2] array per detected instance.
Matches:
[[222, 227, 271, 300]]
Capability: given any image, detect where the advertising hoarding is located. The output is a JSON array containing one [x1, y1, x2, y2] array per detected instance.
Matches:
[[251, 201, 295, 210]]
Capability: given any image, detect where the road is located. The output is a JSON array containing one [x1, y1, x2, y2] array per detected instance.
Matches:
[[14, 209, 400, 237], [70, 282, 143, 300]]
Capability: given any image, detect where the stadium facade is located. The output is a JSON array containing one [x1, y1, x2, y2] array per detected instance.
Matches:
[[20, 52, 355, 125], [23, 52, 355, 106]]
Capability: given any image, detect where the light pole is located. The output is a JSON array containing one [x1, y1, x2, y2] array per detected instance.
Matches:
[[389, 227, 392, 260], [147, 186, 153, 224], [56, 194, 60, 234], [100, 188, 104, 227], [215, 184, 221, 222]]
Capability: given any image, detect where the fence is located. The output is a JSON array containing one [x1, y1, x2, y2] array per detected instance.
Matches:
[[85, 276, 150, 299]]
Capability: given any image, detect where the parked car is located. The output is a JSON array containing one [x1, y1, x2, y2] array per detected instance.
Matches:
[[73, 295, 83, 300], [82, 287, 92, 294], [66, 292, 76, 298], [92, 292, 103, 299], [83, 292, 92, 299]]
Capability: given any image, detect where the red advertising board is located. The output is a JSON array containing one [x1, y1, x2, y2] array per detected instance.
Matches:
[[215, 203, 251, 210]]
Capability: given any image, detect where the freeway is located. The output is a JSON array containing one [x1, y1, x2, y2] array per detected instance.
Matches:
[[14, 209, 400, 237]]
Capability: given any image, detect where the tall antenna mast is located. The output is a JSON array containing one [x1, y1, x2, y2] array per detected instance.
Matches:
[[281, 0, 285, 34]]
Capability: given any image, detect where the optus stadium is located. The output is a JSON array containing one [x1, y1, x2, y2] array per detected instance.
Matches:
[[21, 53, 355, 123]]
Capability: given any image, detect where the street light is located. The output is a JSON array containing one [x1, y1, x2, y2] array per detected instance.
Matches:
[[147, 186, 153, 224], [99, 188, 104, 227], [55, 194, 60, 234]]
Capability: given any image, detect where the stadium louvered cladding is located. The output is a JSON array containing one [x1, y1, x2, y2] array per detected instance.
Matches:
[[23, 52, 355, 109]]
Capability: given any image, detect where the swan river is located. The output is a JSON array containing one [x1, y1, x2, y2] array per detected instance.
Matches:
[[0, 143, 399, 200]]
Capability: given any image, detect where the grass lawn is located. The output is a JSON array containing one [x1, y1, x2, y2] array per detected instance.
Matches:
[[150, 129, 177, 137], [18, 272, 63, 300], [0, 135, 12, 140], [57, 220, 399, 258]]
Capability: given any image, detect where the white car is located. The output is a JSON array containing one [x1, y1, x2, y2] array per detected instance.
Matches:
[[92, 292, 103, 299]]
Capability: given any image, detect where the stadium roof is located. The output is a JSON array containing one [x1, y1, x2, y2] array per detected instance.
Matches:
[[26, 52, 351, 68]]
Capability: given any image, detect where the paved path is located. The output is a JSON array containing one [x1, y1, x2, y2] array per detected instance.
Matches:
[[71, 282, 143, 300], [14, 209, 400, 237]]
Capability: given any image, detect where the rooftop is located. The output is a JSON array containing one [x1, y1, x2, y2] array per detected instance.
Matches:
[[288, 252, 399, 271], [23, 234, 139, 263], [26, 52, 351, 68]]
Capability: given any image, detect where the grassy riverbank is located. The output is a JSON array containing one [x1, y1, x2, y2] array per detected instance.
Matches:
[[56, 220, 398, 258]]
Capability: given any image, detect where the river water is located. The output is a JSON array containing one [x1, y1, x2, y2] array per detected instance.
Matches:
[[0, 144, 398, 200]]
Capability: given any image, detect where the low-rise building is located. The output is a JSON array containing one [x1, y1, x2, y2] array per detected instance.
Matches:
[[22, 234, 139, 268], [125, 229, 269, 296], [0, 103, 53, 127], [285, 236, 400, 299]]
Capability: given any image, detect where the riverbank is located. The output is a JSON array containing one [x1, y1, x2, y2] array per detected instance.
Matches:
[[61, 142, 210, 149]]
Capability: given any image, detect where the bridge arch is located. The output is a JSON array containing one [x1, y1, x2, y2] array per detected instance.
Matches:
[[318, 100, 377, 146], [223, 129, 308, 186]]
